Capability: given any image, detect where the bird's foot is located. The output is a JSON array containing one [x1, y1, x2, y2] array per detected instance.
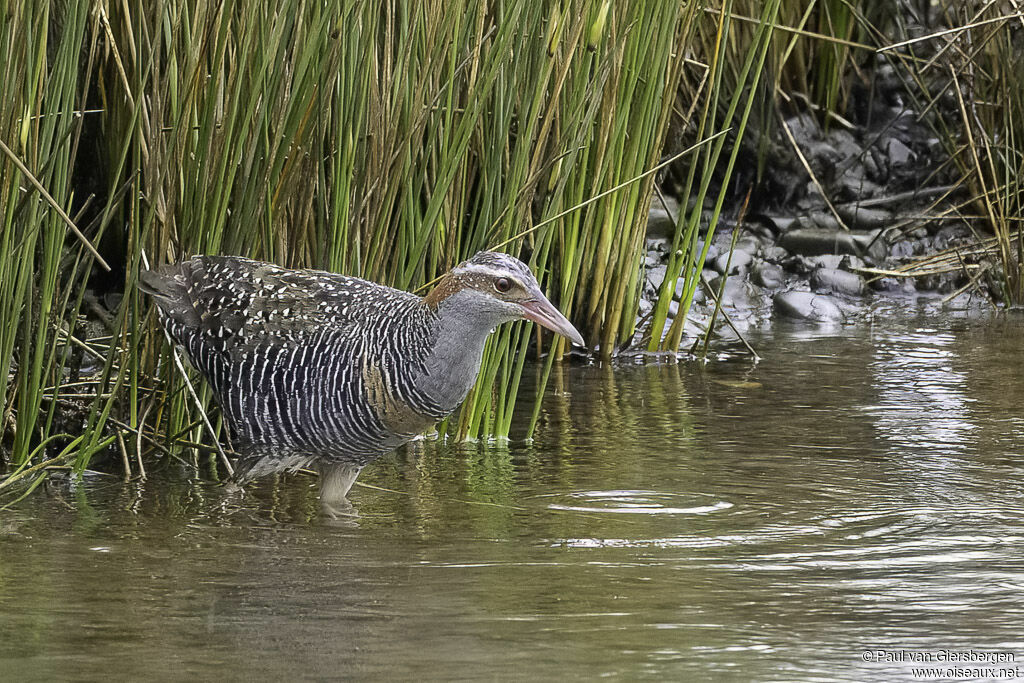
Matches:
[[319, 495, 359, 521], [318, 462, 364, 520]]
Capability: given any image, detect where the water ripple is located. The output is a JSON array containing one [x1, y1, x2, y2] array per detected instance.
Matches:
[[544, 490, 734, 516]]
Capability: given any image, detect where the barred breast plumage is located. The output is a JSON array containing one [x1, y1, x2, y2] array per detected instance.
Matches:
[[140, 252, 584, 514]]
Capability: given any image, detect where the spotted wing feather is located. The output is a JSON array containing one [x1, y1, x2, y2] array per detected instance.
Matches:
[[142, 256, 437, 477]]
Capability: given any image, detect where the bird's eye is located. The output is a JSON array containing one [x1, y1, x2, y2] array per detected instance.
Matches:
[[494, 277, 512, 293]]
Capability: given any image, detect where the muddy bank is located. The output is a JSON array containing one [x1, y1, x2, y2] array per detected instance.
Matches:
[[640, 55, 996, 351]]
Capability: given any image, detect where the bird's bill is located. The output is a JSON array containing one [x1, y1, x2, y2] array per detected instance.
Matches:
[[520, 294, 586, 347]]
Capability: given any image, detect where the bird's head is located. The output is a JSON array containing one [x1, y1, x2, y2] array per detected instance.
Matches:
[[425, 252, 585, 347]]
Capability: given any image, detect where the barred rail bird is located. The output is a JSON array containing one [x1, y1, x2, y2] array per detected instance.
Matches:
[[140, 252, 583, 514]]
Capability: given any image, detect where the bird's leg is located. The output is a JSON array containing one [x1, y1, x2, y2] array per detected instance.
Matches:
[[318, 463, 363, 517]]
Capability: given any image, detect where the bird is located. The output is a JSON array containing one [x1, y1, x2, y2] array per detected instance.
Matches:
[[139, 251, 584, 514]]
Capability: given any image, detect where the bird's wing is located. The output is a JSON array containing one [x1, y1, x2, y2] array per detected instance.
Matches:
[[142, 256, 428, 464], [141, 255, 418, 354]]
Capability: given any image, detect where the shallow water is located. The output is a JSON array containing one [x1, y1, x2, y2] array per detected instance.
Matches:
[[3, 300, 1024, 681]]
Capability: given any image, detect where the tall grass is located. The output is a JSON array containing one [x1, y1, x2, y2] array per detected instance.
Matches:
[[0, 2, 116, 494], [646, 0, 782, 353], [860, 2, 1023, 302], [104, 0, 702, 453], [936, 5, 1023, 302]]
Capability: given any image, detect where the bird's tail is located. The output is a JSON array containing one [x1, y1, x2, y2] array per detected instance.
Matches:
[[230, 443, 316, 483]]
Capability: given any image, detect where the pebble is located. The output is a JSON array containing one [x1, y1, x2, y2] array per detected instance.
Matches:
[[804, 254, 845, 270], [888, 240, 915, 259], [836, 205, 892, 230], [646, 196, 680, 238], [811, 267, 866, 296], [708, 278, 768, 312], [760, 245, 789, 263], [885, 138, 915, 166], [871, 276, 916, 294], [712, 248, 753, 275], [807, 211, 842, 231], [779, 228, 863, 256], [646, 237, 670, 254], [647, 264, 667, 290], [773, 291, 845, 322], [834, 174, 882, 202], [779, 227, 886, 261], [764, 215, 799, 232], [751, 261, 786, 289]]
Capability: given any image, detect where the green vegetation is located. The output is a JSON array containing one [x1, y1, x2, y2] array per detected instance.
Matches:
[[2, 1, 1021, 491]]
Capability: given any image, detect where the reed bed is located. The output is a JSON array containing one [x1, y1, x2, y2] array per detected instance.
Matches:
[[2, 0, 1019, 490], [872, 2, 1024, 302]]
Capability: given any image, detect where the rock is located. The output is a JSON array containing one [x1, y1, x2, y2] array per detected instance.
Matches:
[[673, 277, 704, 303], [811, 267, 866, 296], [862, 150, 881, 180], [735, 235, 764, 254], [691, 285, 706, 305], [871, 277, 916, 294], [836, 205, 892, 231], [807, 140, 840, 169], [885, 138, 915, 167], [780, 228, 862, 256], [698, 209, 716, 235], [906, 226, 929, 240], [889, 240, 915, 259], [779, 227, 886, 261], [659, 275, 705, 306], [918, 271, 959, 293], [760, 245, 789, 263], [785, 112, 821, 142], [647, 195, 680, 238], [773, 291, 845, 322], [804, 254, 845, 270], [808, 211, 842, 231], [834, 174, 882, 202], [849, 230, 887, 261], [841, 254, 867, 271], [646, 237, 670, 254], [708, 277, 769, 313], [763, 215, 800, 232], [646, 264, 667, 291], [702, 242, 720, 264], [827, 128, 861, 159], [751, 261, 786, 289], [712, 248, 753, 275], [683, 316, 707, 341], [672, 278, 685, 300], [933, 224, 969, 250], [745, 222, 775, 242]]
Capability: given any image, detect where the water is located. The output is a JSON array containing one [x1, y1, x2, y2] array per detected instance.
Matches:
[[3, 301, 1024, 681]]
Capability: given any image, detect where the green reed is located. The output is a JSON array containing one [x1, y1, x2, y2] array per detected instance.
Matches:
[[0, 2, 114, 488]]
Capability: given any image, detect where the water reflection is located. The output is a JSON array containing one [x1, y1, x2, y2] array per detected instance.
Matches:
[[2, 306, 1024, 679], [867, 329, 975, 455]]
